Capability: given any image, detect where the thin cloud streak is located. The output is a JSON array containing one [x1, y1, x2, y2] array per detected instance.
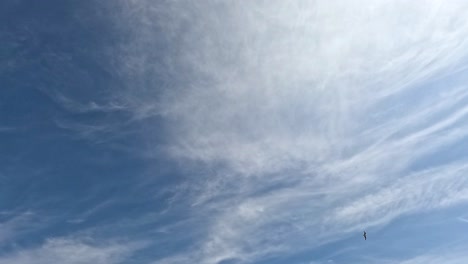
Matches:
[[397, 251, 468, 264], [0, 212, 36, 244], [0, 237, 143, 264]]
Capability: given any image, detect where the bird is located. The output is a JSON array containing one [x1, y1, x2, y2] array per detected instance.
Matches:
[[363, 231, 367, 240]]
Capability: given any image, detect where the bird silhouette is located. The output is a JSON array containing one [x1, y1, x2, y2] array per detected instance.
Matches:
[[363, 231, 367, 240]]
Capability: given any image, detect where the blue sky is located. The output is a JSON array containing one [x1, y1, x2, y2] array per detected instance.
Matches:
[[2, 1, 468, 263]]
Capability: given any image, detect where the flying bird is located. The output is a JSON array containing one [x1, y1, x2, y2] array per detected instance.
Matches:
[[363, 231, 367, 240]]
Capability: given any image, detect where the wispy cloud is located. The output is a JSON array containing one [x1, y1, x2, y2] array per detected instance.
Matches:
[[0, 211, 38, 245], [101, 0, 468, 263], [329, 162, 468, 230], [113, 0, 468, 173], [46, 92, 127, 114], [0, 127, 15, 133], [0, 237, 143, 264], [397, 251, 468, 264]]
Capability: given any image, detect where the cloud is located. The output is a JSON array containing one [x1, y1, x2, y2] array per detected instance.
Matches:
[[106, 0, 468, 263], [0, 127, 15, 133], [0, 211, 38, 245], [0, 237, 142, 264], [397, 251, 468, 264], [46, 92, 127, 114], [110, 0, 468, 174], [329, 162, 468, 230]]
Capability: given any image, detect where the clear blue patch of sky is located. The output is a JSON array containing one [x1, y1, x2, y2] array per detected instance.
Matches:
[[0, 1, 184, 260]]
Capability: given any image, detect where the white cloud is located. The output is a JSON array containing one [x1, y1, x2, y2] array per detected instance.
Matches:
[[109, 0, 468, 263], [110, 0, 468, 175], [37, 88, 127, 114], [397, 251, 468, 264], [0, 127, 15, 133], [0, 237, 141, 264], [0, 211, 37, 245], [329, 162, 468, 230]]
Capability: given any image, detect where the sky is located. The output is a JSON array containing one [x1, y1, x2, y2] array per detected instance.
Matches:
[[2, 0, 468, 263]]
